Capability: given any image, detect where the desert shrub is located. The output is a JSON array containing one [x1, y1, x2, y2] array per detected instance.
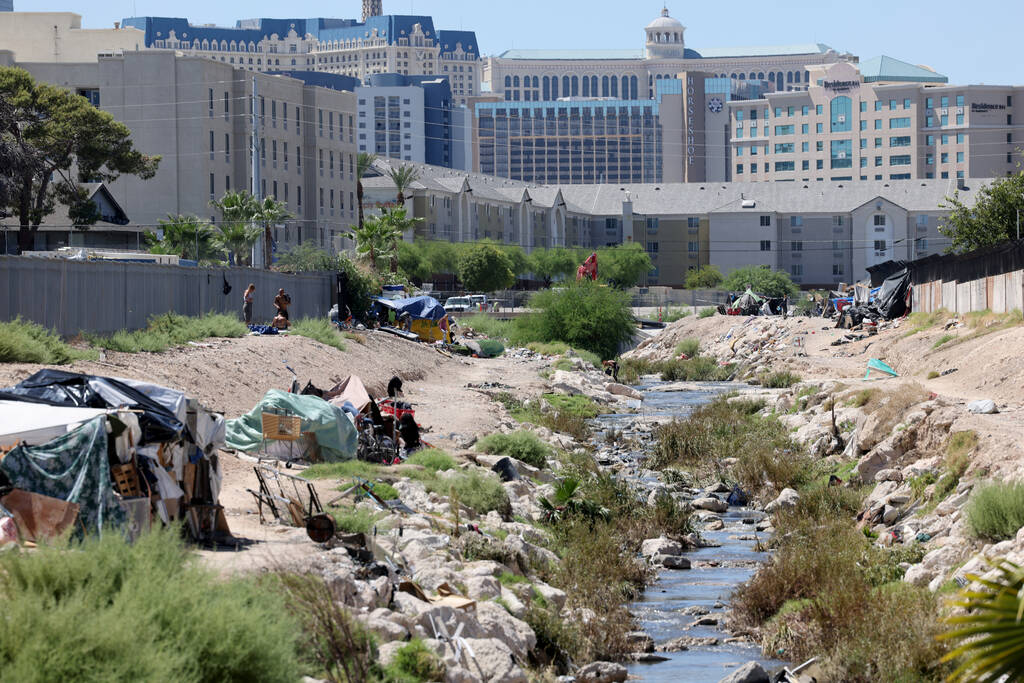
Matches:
[[427, 470, 511, 518], [404, 448, 455, 472], [517, 281, 636, 360], [903, 310, 949, 336], [697, 307, 716, 319], [734, 518, 948, 681], [383, 639, 446, 683], [476, 430, 554, 469], [674, 337, 700, 357], [89, 311, 247, 353], [526, 342, 601, 368], [290, 317, 347, 351], [966, 482, 1024, 541], [846, 388, 878, 408], [543, 393, 603, 418], [933, 333, 956, 349], [0, 317, 96, 364], [330, 506, 385, 535], [304, 460, 383, 480], [460, 313, 513, 339], [0, 527, 300, 682], [275, 572, 380, 682], [758, 370, 802, 388], [523, 601, 582, 672], [496, 394, 593, 441], [615, 357, 657, 383], [662, 307, 690, 323], [927, 370, 940, 379], [659, 356, 734, 381]]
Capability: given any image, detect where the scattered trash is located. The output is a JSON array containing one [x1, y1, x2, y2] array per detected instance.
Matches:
[[941, 368, 958, 376], [491, 456, 521, 482]]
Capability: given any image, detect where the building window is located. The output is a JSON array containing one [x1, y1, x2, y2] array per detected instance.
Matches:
[[832, 215, 844, 226], [759, 215, 771, 226], [791, 264, 803, 277], [874, 215, 886, 226], [687, 217, 700, 228], [833, 264, 844, 276], [790, 215, 803, 227], [760, 240, 771, 251], [791, 241, 803, 252]]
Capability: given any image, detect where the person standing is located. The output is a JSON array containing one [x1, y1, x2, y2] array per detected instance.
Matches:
[[242, 283, 255, 325], [274, 288, 291, 320]]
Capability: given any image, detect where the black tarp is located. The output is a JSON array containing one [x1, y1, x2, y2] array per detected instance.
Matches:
[[873, 268, 912, 319], [869, 239, 1024, 287], [0, 370, 185, 444]]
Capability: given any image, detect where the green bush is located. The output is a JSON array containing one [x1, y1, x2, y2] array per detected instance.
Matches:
[[658, 356, 734, 381], [0, 318, 96, 364], [674, 337, 700, 357], [966, 482, 1024, 541], [933, 333, 956, 349], [427, 470, 511, 518], [661, 307, 691, 323], [89, 312, 247, 353], [721, 265, 800, 298], [526, 342, 602, 368], [0, 527, 301, 682], [290, 317, 347, 351], [405, 448, 456, 472], [543, 393, 603, 418], [461, 314, 513, 339], [383, 638, 446, 683], [697, 307, 716, 319], [759, 370, 802, 388], [517, 281, 636, 360], [331, 506, 385, 534], [476, 430, 554, 469]]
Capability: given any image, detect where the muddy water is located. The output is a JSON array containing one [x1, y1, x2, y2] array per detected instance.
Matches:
[[592, 380, 781, 682]]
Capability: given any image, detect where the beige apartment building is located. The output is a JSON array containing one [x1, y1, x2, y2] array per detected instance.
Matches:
[[362, 160, 985, 288], [728, 61, 1023, 183], [3, 51, 357, 254]]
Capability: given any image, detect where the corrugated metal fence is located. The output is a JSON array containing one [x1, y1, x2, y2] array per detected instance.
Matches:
[[0, 256, 333, 336], [912, 270, 1024, 315]]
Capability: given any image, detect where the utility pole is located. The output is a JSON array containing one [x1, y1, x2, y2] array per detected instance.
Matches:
[[251, 76, 263, 268]]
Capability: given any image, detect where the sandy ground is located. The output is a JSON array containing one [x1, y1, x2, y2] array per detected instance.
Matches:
[[0, 330, 549, 573]]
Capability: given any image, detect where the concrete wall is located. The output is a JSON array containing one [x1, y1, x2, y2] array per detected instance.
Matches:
[[0, 256, 333, 336], [0, 13, 144, 63], [911, 269, 1024, 315]]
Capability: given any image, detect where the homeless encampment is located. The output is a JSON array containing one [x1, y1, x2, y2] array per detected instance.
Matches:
[[832, 269, 912, 327], [224, 389, 358, 462], [0, 371, 228, 543], [371, 295, 452, 343]]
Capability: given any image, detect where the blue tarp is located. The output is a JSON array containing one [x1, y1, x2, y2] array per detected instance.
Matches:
[[371, 295, 447, 322]]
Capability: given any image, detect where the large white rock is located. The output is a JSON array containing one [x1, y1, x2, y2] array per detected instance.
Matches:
[[764, 488, 799, 512], [605, 382, 644, 400], [464, 575, 501, 600], [450, 638, 528, 683], [473, 600, 537, 659], [499, 587, 527, 618], [576, 661, 629, 682], [716, 661, 769, 683], [532, 581, 568, 611], [640, 536, 684, 558], [692, 496, 729, 513]]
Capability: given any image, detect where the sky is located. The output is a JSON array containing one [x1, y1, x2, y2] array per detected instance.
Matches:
[[18, 0, 1024, 85]]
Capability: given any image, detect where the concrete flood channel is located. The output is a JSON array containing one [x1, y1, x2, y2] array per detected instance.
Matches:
[[590, 379, 782, 682]]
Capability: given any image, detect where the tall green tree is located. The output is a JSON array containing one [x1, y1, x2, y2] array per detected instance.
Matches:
[[597, 243, 653, 289], [500, 244, 531, 279], [143, 214, 218, 261], [529, 247, 579, 286], [210, 190, 261, 266], [274, 242, 336, 273], [721, 265, 799, 297], [386, 165, 420, 207], [940, 172, 1024, 252], [457, 243, 515, 292], [397, 240, 433, 284], [351, 209, 420, 273], [355, 152, 377, 231], [0, 67, 160, 253], [254, 195, 292, 269], [684, 264, 724, 289]]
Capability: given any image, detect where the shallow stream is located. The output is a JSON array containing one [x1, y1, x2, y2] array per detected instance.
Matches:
[[591, 380, 782, 682]]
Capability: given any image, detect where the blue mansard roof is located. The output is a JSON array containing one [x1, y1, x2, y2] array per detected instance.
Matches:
[[121, 15, 479, 57]]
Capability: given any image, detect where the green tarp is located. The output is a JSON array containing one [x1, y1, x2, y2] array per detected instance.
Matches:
[[865, 358, 899, 379], [0, 416, 125, 536], [225, 390, 357, 462]]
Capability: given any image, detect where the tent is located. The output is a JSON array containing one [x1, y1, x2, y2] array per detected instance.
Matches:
[[225, 389, 358, 462], [0, 401, 108, 445], [371, 295, 451, 343], [326, 376, 372, 415]]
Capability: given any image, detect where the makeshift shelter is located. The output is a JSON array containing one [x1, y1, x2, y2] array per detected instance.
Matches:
[[325, 376, 372, 415], [225, 390, 358, 462], [371, 295, 451, 343], [0, 372, 229, 543]]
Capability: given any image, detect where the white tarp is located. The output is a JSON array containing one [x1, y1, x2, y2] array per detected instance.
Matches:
[[114, 377, 187, 423], [0, 401, 108, 445]]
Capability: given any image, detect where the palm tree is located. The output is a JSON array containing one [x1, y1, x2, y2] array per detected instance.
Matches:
[[254, 196, 292, 269], [143, 214, 217, 261], [386, 165, 420, 207], [350, 209, 421, 273], [940, 558, 1024, 682], [356, 152, 378, 231], [210, 191, 260, 266]]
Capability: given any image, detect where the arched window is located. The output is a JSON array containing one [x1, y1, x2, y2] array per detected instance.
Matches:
[[591, 75, 597, 95], [786, 71, 793, 83], [610, 75, 618, 97], [730, 73, 737, 79], [749, 72, 756, 80], [793, 71, 801, 83], [630, 75, 638, 99], [757, 72, 764, 80], [621, 76, 629, 98], [571, 76, 579, 96], [775, 72, 784, 90], [543, 76, 550, 100], [562, 75, 570, 96], [513, 75, 519, 87], [505, 75, 511, 87], [602, 75, 609, 96], [804, 70, 810, 83], [582, 76, 590, 97], [533, 76, 539, 88]]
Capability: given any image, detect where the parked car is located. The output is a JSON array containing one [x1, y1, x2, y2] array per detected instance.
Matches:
[[468, 294, 487, 310], [444, 296, 472, 312]]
